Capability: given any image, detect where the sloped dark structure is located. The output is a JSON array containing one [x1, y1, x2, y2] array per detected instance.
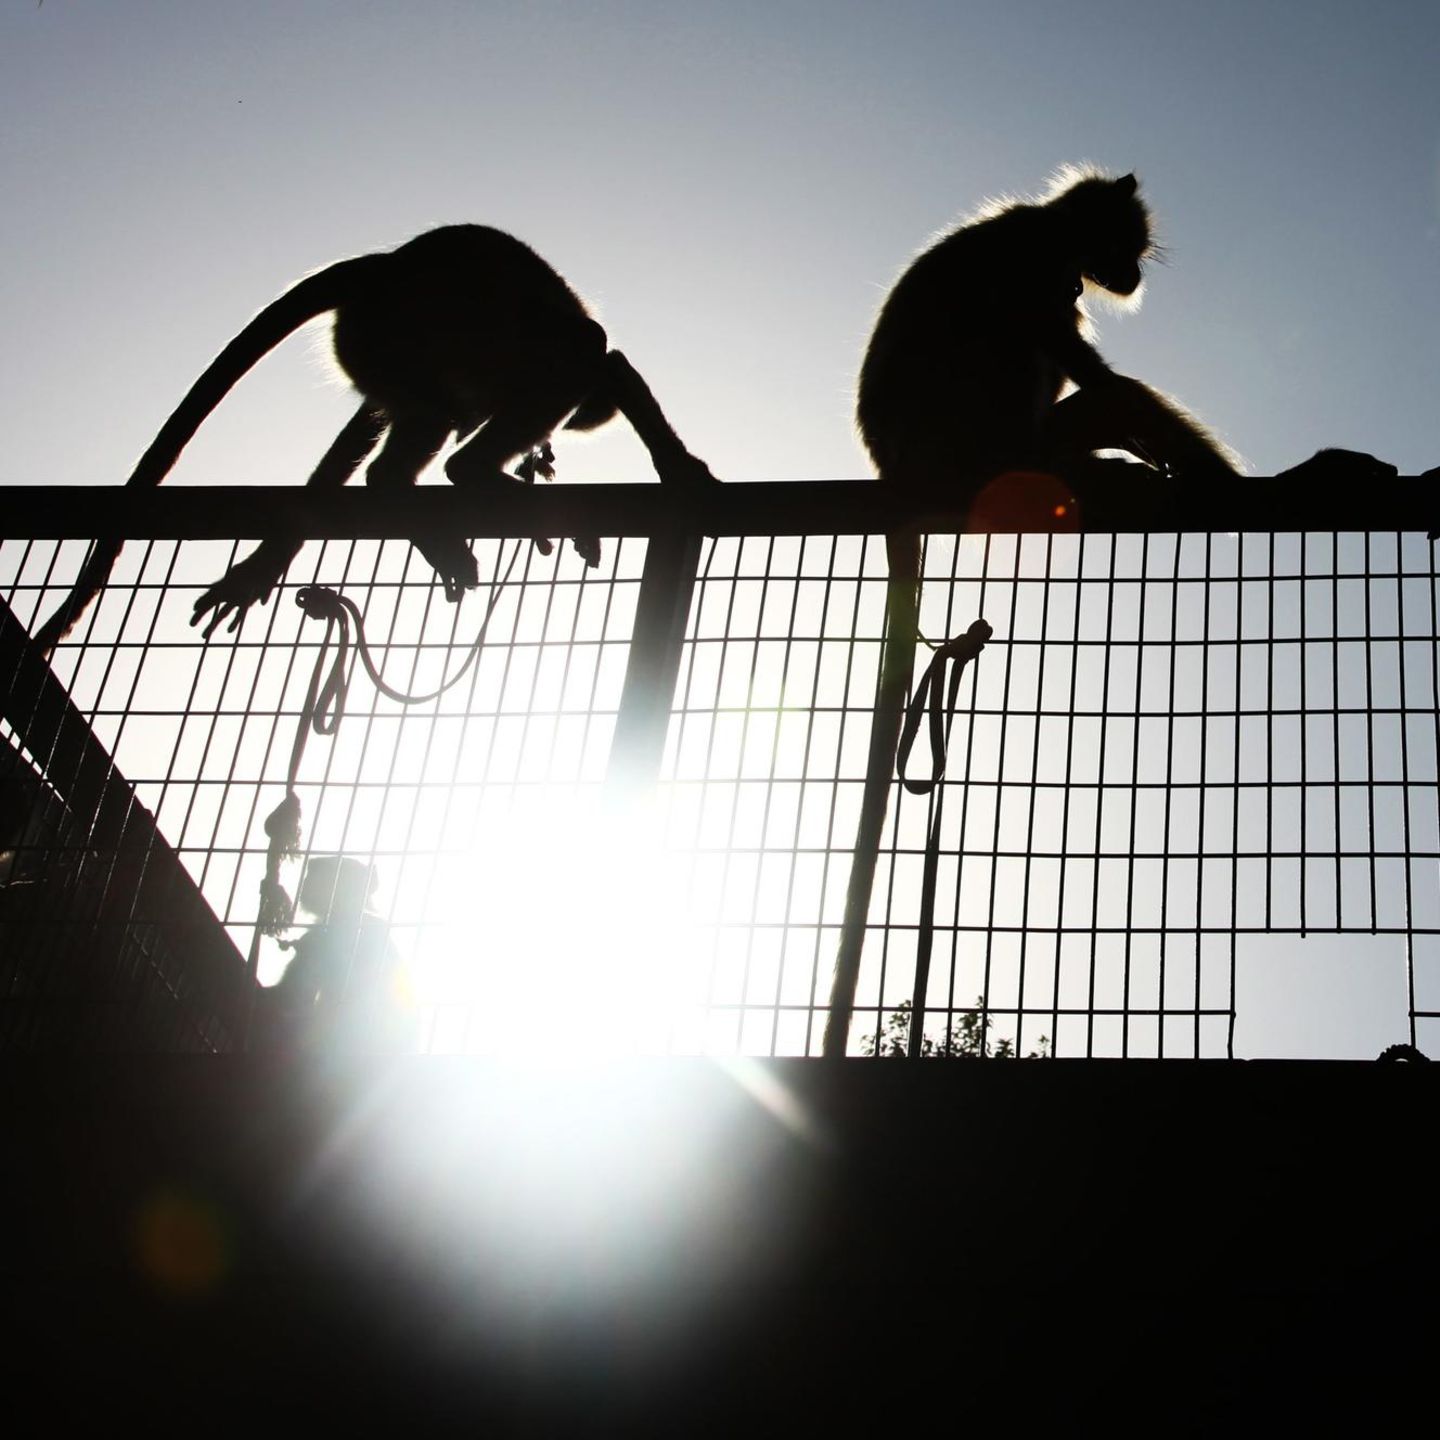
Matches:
[[0, 596, 250, 1050]]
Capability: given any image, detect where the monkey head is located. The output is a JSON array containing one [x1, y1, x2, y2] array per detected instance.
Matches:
[[1051, 169, 1153, 299]]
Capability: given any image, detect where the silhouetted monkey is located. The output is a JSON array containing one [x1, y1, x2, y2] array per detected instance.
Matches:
[[34, 224, 718, 652], [827, 168, 1388, 1054], [858, 169, 1243, 501]]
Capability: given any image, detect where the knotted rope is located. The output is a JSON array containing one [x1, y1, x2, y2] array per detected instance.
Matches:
[[255, 543, 519, 936], [894, 618, 992, 1059]]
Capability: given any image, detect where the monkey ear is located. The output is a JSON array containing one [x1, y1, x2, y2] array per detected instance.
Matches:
[[1117, 173, 1138, 195]]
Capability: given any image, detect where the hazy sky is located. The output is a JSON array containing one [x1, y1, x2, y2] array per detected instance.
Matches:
[[3, 4, 1439, 1059], [2, 1, 1438, 493]]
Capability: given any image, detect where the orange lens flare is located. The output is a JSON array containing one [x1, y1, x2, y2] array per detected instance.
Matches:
[[134, 1188, 230, 1298], [965, 470, 1080, 534]]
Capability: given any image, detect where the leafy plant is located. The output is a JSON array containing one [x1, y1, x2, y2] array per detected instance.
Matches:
[[861, 998, 1050, 1058]]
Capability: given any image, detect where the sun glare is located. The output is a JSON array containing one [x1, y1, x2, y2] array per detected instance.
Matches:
[[409, 789, 707, 1056], [283, 1047, 818, 1334]]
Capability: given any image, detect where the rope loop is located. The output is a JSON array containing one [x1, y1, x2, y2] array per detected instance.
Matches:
[[253, 541, 521, 940], [896, 618, 992, 795]]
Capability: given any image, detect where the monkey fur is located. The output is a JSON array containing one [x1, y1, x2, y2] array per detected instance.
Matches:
[[829, 168, 1394, 1053], [829, 169, 1242, 1055], [35, 224, 717, 653], [858, 168, 1243, 498]]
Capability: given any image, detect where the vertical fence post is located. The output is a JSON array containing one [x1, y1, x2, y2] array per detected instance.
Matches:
[[605, 529, 704, 795], [824, 567, 919, 1057]]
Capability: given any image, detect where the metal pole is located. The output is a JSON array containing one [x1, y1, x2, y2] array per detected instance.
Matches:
[[605, 529, 704, 795], [824, 567, 918, 1057]]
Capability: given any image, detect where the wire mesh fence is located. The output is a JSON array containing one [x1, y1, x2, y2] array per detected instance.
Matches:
[[3, 489, 1438, 1057]]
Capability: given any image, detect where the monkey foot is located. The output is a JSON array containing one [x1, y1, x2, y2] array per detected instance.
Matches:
[[410, 533, 480, 601], [527, 537, 600, 566], [442, 451, 528, 490]]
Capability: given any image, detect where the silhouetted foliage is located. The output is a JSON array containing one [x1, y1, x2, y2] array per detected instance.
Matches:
[[862, 997, 1050, 1058]]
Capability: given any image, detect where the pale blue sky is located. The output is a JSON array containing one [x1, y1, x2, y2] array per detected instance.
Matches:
[[2, 1, 1437, 492], [3, 3, 1439, 1058]]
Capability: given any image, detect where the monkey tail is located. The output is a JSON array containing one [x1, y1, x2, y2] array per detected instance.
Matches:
[[126, 255, 387, 492], [30, 539, 124, 657], [823, 530, 922, 1057], [32, 255, 387, 657]]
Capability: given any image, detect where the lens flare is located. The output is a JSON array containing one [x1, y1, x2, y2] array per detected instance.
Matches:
[[409, 789, 705, 1055], [133, 1187, 230, 1298]]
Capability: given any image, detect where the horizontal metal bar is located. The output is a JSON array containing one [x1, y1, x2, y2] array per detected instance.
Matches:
[[0, 474, 1435, 540]]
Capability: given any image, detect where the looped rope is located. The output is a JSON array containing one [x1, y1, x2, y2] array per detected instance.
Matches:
[[894, 616, 992, 1060], [254, 542, 520, 936], [897, 619, 993, 796], [293, 582, 512, 712], [292, 587, 352, 738]]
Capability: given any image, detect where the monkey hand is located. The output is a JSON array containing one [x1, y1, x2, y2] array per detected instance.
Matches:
[[654, 449, 722, 493], [191, 542, 295, 638], [1276, 448, 1396, 486]]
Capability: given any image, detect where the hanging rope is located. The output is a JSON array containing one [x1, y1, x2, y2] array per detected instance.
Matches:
[[254, 541, 522, 936], [894, 617, 992, 1060]]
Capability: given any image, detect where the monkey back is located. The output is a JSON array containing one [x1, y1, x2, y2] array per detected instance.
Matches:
[[332, 224, 607, 430]]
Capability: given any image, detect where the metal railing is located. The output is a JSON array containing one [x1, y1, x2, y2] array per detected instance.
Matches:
[[2, 474, 1437, 1057]]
